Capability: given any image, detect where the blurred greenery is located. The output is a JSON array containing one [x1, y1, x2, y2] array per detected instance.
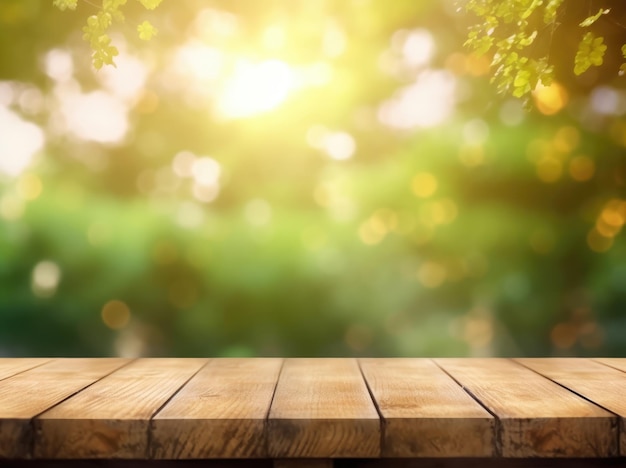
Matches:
[[1, 0, 625, 357]]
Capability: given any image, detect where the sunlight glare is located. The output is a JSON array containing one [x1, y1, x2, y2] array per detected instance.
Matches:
[[99, 55, 149, 102], [44, 49, 74, 82], [175, 43, 224, 82], [217, 59, 294, 119], [393, 29, 435, 68], [378, 70, 456, 129], [60, 90, 128, 144], [0, 106, 44, 177]]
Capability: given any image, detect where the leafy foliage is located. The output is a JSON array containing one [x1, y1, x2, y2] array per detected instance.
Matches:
[[463, 1, 624, 101], [53, 0, 162, 69], [574, 32, 607, 76]]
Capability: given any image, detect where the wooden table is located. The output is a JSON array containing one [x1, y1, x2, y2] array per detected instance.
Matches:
[[1, 358, 625, 467]]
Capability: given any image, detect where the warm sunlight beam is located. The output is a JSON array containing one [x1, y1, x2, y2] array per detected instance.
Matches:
[[216, 59, 295, 119]]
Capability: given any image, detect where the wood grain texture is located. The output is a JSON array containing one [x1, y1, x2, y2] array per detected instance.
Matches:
[[0, 358, 128, 459], [268, 358, 380, 459], [0, 358, 50, 382], [359, 358, 494, 457], [594, 358, 626, 374], [34, 358, 206, 459], [517, 358, 625, 456], [151, 358, 283, 459], [435, 358, 617, 458]]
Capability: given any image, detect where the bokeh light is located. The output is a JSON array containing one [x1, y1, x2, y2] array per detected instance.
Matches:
[[1, 0, 625, 359]]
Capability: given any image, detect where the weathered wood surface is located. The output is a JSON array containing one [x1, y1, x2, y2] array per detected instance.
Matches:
[[0, 358, 128, 458], [0, 358, 50, 381], [517, 358, 626, 456], [359, 358, 494, 457], [35, 358, 206, 459], [0, 358, 624, 461], [268, 358, 380, 458], [434, 358, 618, 458], [152, 358, 282, 459]]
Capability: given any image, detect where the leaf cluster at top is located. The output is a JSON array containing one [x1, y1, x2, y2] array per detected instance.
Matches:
[[462, 0, 625, 102], [53, 0, 162, 69]]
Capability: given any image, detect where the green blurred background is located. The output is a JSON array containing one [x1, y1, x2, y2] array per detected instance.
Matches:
[[1, 0, 625, 357]]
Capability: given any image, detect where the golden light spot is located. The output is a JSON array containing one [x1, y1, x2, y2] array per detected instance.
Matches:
[[458, 145, 485, 167], [596, 201, 624, 238], [552, 126, 580, 153], [17, 173, 42, 200], [411, 172, 438, 198], [417, 261, 446, 288], [529, 228, 555, 254], [168, 280, 198, 309], [569, 155, 595, 181], [536, 157, 562, 183], [101, 300, 131, 330], [153, 241, 178, 264], [533, 82, 568, 115], [358, 215, 387, 245], [587, 228, 613, 253], [344, 324, 373, 352], [465, 53, 490, 76], [550, 322, 577, 349], [595, 219, 621, 238], [601, 200, 625, 227]]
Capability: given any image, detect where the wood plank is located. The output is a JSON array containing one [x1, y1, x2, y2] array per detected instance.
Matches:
[[151, 358, 283, 459], [0, 358, 50, 381], [434, 358, 617, 458], [594, 358, 626, 374], [268, 358, 380, 459], [359, 358, 495, 457], [0, 358, 128, 458], [34, 358, 207, 459], [517, 358, 626, 456]]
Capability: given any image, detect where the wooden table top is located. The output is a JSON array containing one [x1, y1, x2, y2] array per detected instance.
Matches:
[[0, 357, 624, 460]]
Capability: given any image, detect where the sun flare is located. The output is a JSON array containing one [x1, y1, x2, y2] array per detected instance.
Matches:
[[216, 59, 295, 119]]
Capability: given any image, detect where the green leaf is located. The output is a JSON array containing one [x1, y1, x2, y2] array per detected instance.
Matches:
[[574, 32, 606, 75], [137, 20, 157, 40], [621, 44, 626, 58], [579, 8, 610, 27], [53, 0, 78, 11]]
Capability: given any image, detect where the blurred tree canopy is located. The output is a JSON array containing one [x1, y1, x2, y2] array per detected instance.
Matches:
[[0, 0, 625, 358]]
